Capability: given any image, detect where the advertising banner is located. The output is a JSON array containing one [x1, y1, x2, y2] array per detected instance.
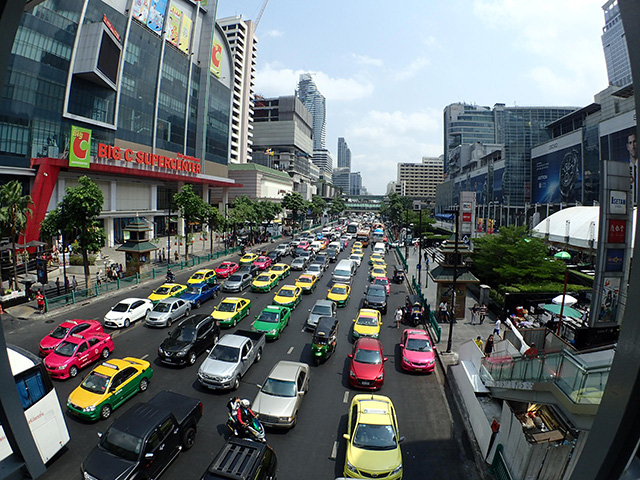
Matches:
[[132, 0, 151, 23], [147, 0, 168, 35], [605, 248, 625, 272], [210, 38, 222, 77], [178, 15, 192, 53], [607, 219, 626, 244], [600, 111, 637, 205], [69, 126, 91, 168], [597, 277, 620, 323], [493, 166, 504, 202], [531, 139, 583, 204], [167, 5, 181, 46]]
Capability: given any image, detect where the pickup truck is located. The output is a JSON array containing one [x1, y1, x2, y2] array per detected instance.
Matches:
[[180, 282, 220, 309], [197, 330, 265, 390], [82, 390, 203, 480]]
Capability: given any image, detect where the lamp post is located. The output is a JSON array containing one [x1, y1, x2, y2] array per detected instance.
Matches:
[[418, 206, 423, 287], [445, 207, 460, 353], [554, 251, 572, 336], [404, 206, 410, 261]]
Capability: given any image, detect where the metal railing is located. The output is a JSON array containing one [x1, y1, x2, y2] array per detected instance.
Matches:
[[409, 275, 440, 343], [395, 246, 408, 271], [489, 445, 514, 480]]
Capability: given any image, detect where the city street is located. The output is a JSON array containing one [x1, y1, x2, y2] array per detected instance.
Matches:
[[2, 242, 481, 480]]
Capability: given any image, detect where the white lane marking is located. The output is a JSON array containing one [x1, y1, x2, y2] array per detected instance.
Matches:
[[141, 354, 149, 360], [287, 346, 294, 355], [343, 391, 350, 403], [330, 441, 338, 460]]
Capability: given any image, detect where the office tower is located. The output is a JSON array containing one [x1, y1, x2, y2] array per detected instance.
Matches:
[[350, 172, 363, 196], [396, 157, 444, 200], [337, 137, 351, 169], [296, 73, 326, 151], [601, 0, 632, 87], [332, 167, 351, 194]]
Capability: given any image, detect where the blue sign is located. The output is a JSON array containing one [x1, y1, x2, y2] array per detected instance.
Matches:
[[605, 248, 625, 272]]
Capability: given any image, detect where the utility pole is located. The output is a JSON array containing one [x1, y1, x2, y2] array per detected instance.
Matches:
[[446, 207, 459, 353]]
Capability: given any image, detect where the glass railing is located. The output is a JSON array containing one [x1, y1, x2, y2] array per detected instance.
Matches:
[[479, 349, 611, 405]]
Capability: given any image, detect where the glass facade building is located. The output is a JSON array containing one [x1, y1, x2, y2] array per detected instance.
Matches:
[[601, 0, 632, 88]]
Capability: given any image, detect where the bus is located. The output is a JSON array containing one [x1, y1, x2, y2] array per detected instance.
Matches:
[[346, 222, 359, 235], [0, 345, 70, 463], [356, 228, 371, 247]]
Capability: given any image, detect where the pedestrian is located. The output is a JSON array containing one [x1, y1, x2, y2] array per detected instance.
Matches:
[[71, 275, 78, 292], [55, 277, 61, 296], [474, 336, 484, 350], [395, 306, 403, 329], [36, 290, 45, 314], [438, 300, 449, 323], [484, 334, 494, 357], [479, 303, 487, 324], [471, 303, 479, 325], [64, 276, 70, 294], [493, 318, 502, 338], [423, 250, 428, 263], [431, 251, 436, 262], [524, 342, 538, 359], [174, 250, 179, 261]]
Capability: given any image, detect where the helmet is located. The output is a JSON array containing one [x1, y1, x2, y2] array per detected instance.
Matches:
[[241, 399, 251, 408]]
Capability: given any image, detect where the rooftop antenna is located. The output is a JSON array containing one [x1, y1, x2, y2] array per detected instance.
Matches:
[[254, 0, 269, 32]]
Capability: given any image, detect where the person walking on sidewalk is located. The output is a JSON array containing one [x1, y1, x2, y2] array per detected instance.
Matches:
[[474, 336, 484, 350], [438, 300, 449, 323], [71, 275, 78, 292], [36, 291, 45, 314], [479, 303, 488, 324], [471, 303, 479, 325], [55, 277, 61, 296], [493, 318, 502, 339], [395, 306, 403, 329], [484, 334, 495, 357]]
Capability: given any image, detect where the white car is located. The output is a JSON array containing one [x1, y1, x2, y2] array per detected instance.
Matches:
[[349, 254, 362, 268], [104, 297, 153, 328], [305, 264, 324, 279]]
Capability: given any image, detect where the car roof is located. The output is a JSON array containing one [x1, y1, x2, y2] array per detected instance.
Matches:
[[110, 401, 169, 438], [405, 329, 431, 339], [118, 297, 146, 304], [359, 309, 380, 317], [263, 305, 286, 313], [93, 358, 139, 376], [156, 297, 184, 305], [279, 285, 297, 291], [267, 360, 307, 381], [367, 284, 386, 292], [314, 299, 334, 307], [354, 395, 394, 425], [355, 337, 382, 349], [222, 297, 242, 303]]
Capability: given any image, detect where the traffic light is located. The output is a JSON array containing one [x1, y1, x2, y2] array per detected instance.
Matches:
[[36, 258, 48, 284]]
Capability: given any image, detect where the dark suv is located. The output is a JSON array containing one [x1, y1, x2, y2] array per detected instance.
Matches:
[[201, 438, 277, 480], [363, 284, 388, 314], [158, 314, 220, 366]]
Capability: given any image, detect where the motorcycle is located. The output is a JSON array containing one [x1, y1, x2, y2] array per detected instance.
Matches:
[[166, 272, 175, 283], [226, 409, 266, 443]]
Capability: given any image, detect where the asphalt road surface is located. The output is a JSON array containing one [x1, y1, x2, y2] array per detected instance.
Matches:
[[3, 241, 480, 480]]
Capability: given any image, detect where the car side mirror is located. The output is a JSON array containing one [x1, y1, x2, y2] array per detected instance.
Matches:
[[299, 390, 306, 396], [97, 432, 103, 438], [343, 433, 351, 440], [257, 384, 262, 389], [383, 357, 388, 362], [255, 315, 258, 319], [399, 436, 406, 443], [145, 453, 154, 459], [399, 343, 404, 348], [432, 345, 437, 350], [347, 354, 353, 358], [242, 355, 249, 361]]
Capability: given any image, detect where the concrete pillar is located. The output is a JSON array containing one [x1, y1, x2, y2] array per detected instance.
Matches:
[[105, 218, 115, 247], [220, 187, 229, 214], [110, 181, 117, 212]]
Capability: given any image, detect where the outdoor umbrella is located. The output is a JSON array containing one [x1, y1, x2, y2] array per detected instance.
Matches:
[[552, 294, 578, 306], [543, 304, 582, 318], [25, 240, 46, 248], [554, 251, 572, 260], [0, 242, 26, 252]]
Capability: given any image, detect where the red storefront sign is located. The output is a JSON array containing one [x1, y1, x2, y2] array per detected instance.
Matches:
[[97, 143, 201, 174], [462, 212, 472, 222], [608, 219, 626, 244]]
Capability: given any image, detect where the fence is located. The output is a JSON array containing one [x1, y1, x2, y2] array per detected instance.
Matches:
[[395, 246, 408, 271], [410, 275, 441, 343]]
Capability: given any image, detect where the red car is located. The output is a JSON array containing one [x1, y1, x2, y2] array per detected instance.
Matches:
[[44, 333, 114, 379], [39, 319, 103, 357], [215, 261, 239, 278], [298, 241, 311, 251], [372, 276, 391, 295], [348, 337, 387, 390], [253, 256, 273, 270], [400, 329, 436, 373]]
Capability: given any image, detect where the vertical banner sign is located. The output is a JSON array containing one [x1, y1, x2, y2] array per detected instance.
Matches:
[[598, 277, 621, 323], [210, 38, 222, 77], [132, 0, 151, 23], [167, 5, 182, 46], [147, 0, 168, 35], [178, 15, 192, 53], [69, 126, 92, 168]]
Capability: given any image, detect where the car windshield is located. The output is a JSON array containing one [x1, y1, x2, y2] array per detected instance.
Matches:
[[256, 275, 271, 282], [219, 263, 232, 270], [368, 288, 386, 299], [49, 325, 70, 339], [208, 344, 239, 362], [308, 266, 320, 272], [217, 302, 237, 312], [406, 338, 432, 352], [54, 341, 77, 357], [169, 327, 196, 342], [272, 265, 284, 271], [185, 287, 201, 295], [353, 423, 397, 450], [314, 334, 329, 345], [112, 303, 129, 313], [332, 286, 347, 295], [100, 426, 143, 461], [228, 274, 243, 282], [375, 278, 388, 285], [293, 259, 304, 265], [357, 316, 378, 326], [298, 277, 312, 284], [261, 378, 296, 397], [192, 273, 205, 279], [312, 305, 333, 316], [257, 257, 268, 262], [257, 312, 279, 323], [354, 348, 382, 364], [153, 287, 170, 295], [278, 289, 295, 297], [153, 302, 172, 312], [81, 371, 110, 394]]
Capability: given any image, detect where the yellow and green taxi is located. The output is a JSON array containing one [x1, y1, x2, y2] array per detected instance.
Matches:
[[352, 246, 363, 255], [295, 273, 318, 294], [343, 395, 403, 479], [369, 266, 387, 281], [371, 258, 387, 269], [269, 263, 291, 280], [188, 269, 216, 285], [352, 309, 383, 339], [148, 283, 187, 303], [251, 272, 280, 292], [327, 283, 351, 307], [240, 253, 259, 265], [211, 296, 251, 327], [369, 253, 385, 265], [352, 241, 363, 250], [273, 285, 303, 309], [67, 357, 153, 421], [251, 305, 291, 340]]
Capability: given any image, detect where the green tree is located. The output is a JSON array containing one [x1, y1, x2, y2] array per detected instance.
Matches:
[[281, 192, 306, 230], [328, 196, 346, 217], [470, 226, 564, 289], [380, 193, 413, 234], [0, 181, 34, 291], [41, 176, 106, 289], [202, 204, 225, 254], [173, 184, 208, 260], [254, 200, 282, 237], [309, 196, 327, 222]]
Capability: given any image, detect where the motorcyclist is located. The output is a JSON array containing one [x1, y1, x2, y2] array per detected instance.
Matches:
[[236, 399, 256, 432], [166, 269, 175, 282], [227, 397, 242, 435]]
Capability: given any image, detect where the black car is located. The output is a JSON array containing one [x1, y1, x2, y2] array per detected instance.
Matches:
[[237, 263, 259, 277], [326, 248, 338, 262], [266, 250, 282, 263], [201, 438, 277, 480], [158, 314, 220, 366], [363, 284, 388, 314], [314, 254, 329, 270]]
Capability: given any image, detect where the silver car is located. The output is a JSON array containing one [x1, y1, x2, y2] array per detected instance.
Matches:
[[291, 257, 308, 271], [304, 264, 324, 279], [145, 298, 191, 328], [252, 361, 310, 429], [306, 299, 336, 330], [222, 273, 253, 292]]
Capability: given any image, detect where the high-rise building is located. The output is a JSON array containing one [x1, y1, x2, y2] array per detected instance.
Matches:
[[395, 157, 444, 200], [332, 167, 350, 194], [601, 0, 632, 88], [312, 149, 333, 178], [337, 137, 351, 169], [218, 15, 258, 164], [350, 172, 363, 196], [444, 103, 497, 173], [296, 73, 326, 151]]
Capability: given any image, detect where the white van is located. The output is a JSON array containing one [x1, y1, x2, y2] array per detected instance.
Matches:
[[373, 242, 386, 255], [332, 259, 356, 284]]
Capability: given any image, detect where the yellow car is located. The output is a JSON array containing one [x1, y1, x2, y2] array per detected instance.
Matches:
[[353, 241, 363, 249], [273, 285, 303, 309], [327, 283, 351, 307], [251, 272, 280, 292], [295, 273, 318, 293], [371, 258, 387, 269], [352, 309, 382, 339], [211, 296, 251, 327], [66, 357, 153, 421], [269, 263, 291, 280], [343, 395, 403, 479], [188, 269, 216, 285], [352, 246, 363, 255], [369, 253, 385, 265], [369, 267, 387, 281], [239, 253, 259, 264], [148, 283, 187, 303]]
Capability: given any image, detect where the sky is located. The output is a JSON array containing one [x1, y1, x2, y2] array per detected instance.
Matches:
[[216, 0, 610, 195]]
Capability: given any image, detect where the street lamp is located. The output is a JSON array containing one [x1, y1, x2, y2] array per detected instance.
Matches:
[[554, 251, 572, 336], [445, 207, 460, 353]]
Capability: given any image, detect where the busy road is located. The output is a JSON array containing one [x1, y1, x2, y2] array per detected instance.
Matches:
[[4, 231, 480, 480]]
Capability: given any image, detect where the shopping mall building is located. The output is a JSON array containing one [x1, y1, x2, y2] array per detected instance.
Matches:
[[1, 0, 241, 246]]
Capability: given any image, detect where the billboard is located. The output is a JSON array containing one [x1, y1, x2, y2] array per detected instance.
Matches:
[[167, 6, 181, 46], [69, 126, 91, 169], [493, 166, 505, 202], [600, 124, 637, 205], [178, 15, 192, 53], [210, 38, 223, 77], [132, 0, 151, 23], [147, 0, 168, 35]]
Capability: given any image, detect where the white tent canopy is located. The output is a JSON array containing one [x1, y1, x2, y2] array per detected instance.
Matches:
[[532, 206, 636, 250]]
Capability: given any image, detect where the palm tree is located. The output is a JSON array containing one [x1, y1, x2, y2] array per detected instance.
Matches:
[[0, 181, 34, 291]]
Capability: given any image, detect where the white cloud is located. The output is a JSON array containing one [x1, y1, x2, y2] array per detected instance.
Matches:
[[264, 29, 283, 38], [352, 54, 384, 67], [393, 57, 430, 81], [255, 64, 374, 101]]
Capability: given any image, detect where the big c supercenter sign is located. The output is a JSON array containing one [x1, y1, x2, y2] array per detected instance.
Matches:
[[69, 125, 92, 168]]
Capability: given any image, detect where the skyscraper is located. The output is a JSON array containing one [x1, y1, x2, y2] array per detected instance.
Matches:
[[337, 137, 351, 169], [350, 172, 362, 196], [332, 167, 351, 194], [601, 0, 632, 88], [395, 157, 444, 200], [296, 73, 326, 151]]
